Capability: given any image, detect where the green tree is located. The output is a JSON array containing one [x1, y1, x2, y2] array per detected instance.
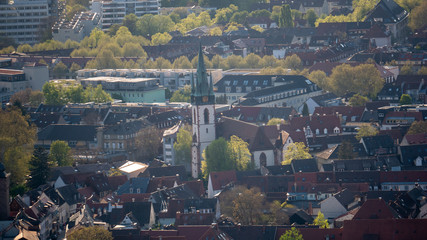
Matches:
[[279, 5, 293, 28], [282, 142, 311, 165], [232, 187, 265, 225], [151, 32, 172, 46], [66, 84, 86, 103], [53, 62, 69, 79], [305, 9, 318, 27], [17, 44, 32, 53], [408, 0, 427, 30], [328, 64, 384, 98], [302, 103, 309, 116], [282, 54, 302, 70], [244, 53, 262, 68], [170, 85, 191, 102], [267, 118, 285, 126], [172, 56, 192, 69], [279, 227, 304, 240], [202, 137, 233, 179], [267, 200, 290, 225], [230, 11, 249, 24], [27, 147, 50, 189], [400, 94, 412, 105], [174, 125, 192, 167], [43, 81, 65, 105], [0, 108, 36, 187], [407, 121, 427, 134], [418, 66, 427, 75], [338, 141, 355, 160], [122, 42, 147, 57], [209, 27, 223, 36], [356, 125, 379, 141], [154, 57, 172, 70], [84, 84, 112, 103], [123, 13, 138, 34], [400, 63, 415, 75], [49, 140, 73, 166], [229, 135, 252, 171], [135, 126, 162, 161], [69, 62, 82, 75], [313, 211, 329, 228], [349, 94, 369, 107], [67, 226, 113, 240]]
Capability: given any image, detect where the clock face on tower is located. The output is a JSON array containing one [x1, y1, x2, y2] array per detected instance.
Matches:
[[203, 96, 208, 102]]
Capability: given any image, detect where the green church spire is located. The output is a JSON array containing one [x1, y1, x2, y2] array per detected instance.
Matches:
[[191, 42, 215, 105]]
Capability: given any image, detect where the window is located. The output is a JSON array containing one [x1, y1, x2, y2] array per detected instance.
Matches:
[[253, 80, 258, 85], [324, 128, 328, 134], [129, 188, 133, 193], [204, 108, 209, 124], [263, 80, 268, 85], [243, 80, 248, 85]]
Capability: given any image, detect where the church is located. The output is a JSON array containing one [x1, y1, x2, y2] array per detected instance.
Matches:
[[190, 44, 280, 179], [190, 43, 216, 178]]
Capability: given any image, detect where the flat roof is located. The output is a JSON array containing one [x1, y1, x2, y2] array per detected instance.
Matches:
[[0, 69, 24, 75], [81, 76, 157, 82]]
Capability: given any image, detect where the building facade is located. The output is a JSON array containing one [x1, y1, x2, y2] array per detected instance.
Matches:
[[52, 12, 100, 42], [79, 76, 165, 103], [0, 0, 59, 45], [91, 0, 160, 30]]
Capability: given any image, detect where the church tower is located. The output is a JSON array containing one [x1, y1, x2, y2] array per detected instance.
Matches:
[[191, 43, 216, 178]]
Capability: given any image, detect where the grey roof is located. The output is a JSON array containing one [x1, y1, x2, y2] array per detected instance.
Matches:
[[361, 135, 395, 155], [123, 202, 153, 225], [150, 184, 198, 204], [75, 163, 111, 174], [104, 119, 149, 135], [365, 0, 408, 24], [291, 159, 318, 173], [38, 124, 97, 142], [116, 177, 149, 195], [56, 184, 80, 206], [140, 165, 187, 181], [244, 76, 314, 98], [333, 189, 356, 208], [310, 92, 340, 106]]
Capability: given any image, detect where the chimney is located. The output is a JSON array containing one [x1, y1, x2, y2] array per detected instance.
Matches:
[[308, 202, 313, 215]]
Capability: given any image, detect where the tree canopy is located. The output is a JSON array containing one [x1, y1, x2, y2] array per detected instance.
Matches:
[[49, 140, 73, 166], [279, 227, 304, 240], [282, 142, 311, 165], [399, 94, 412, 105], [174, 125, 192, 168], [27, 147, 50, 189], [42, 81, 112, 105], [67, 226, 113, 240], [407, 121, 427, 135], [202, 136, 252, 179], [0, 107, 37, 187], [356, 125, 379, 141], [313, 211, 329, 228]]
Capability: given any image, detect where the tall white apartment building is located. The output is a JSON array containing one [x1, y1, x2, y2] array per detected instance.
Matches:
[[0, 0, 59, 45], [91, 0, 160, 30]]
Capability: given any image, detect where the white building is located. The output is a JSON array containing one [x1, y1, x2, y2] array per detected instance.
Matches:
[[0, 0, 58, 45], [90, 0, 160, 30], [52, 12, 100, 42]]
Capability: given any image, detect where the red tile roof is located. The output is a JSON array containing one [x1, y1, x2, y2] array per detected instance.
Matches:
[[108, 175, 128, 191], [382, 111, 423, 125], [182, 180, 205, 197], [402, 133, 427, 145], [209, 171, 237, 191], [380, 171, 427, 183], [289, 115, 341, 135], [353, 199, 395, 220], [342, 219, 427, 240], [313, 106, 365, 122]]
